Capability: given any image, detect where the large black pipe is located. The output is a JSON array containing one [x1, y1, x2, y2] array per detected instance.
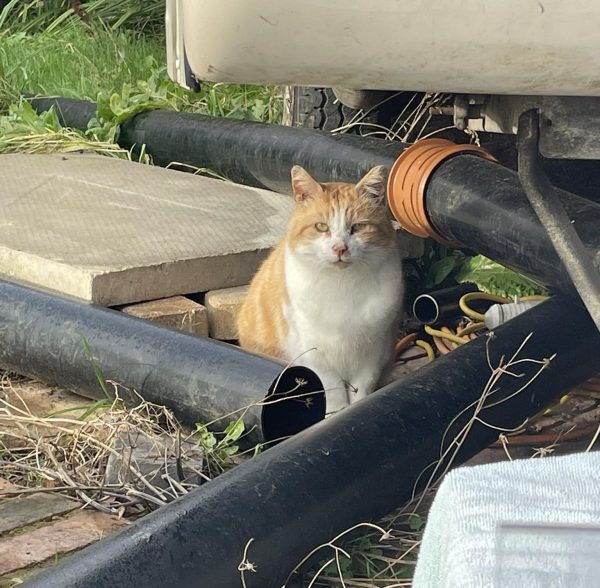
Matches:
[[28, 96, 405, 194], [23, 297, 600, 588], [27, 96, 97, 132], [120, 110, 406, 194], [0, 280, 324, 444], [426, 154, 600, 293]]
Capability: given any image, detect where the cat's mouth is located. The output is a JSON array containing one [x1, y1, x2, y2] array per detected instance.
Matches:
[[333, 259, 351, 268]]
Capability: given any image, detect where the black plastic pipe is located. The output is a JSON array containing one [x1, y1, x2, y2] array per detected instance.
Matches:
[[426, 155, 600, 293], [28, 96, 406, 194], [120, 110, 406, 193], [412, 283, 479, 326], [23, 296, 600, 588], [0, 280, 324, 444], [28, 96, 97, 132]]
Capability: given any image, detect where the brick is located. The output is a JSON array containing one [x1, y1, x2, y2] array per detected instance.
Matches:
[[0, 510, 128, 576], [0, 493, 78, 535], [122, 295, 209, 337], [205, 286, 249, 340]]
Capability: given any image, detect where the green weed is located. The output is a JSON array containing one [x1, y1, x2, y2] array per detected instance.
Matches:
[[195, 418, 245, 477], [405, 241, 545, 299], [0, 100, 134, 157], [404, 241, 467, 299], [81, 335, 111, 399], [303, 519, 422, 586]]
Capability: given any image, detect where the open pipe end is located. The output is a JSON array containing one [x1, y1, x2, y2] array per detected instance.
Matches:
[[387, 139, 497, 244], [412, 294, 440, 325], [261, 366, 325, 443], [412, 283, 480, 326]]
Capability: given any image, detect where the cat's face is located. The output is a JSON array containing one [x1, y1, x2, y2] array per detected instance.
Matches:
[[287, 165, 396, 267]]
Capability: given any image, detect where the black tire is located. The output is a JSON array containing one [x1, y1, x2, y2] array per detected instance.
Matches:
[[286, 86, 453, 142], [288, 86, 357, 132]]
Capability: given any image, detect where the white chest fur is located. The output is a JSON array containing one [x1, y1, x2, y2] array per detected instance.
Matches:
[[283, 245, 404, 411]]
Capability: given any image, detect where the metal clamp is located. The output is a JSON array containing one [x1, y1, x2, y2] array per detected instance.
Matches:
[[517, 109, 600, 333]]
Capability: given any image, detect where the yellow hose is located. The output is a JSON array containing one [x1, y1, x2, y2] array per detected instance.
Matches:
[[459, 292, 549, 321], [457, 321, 486, 337], [424, 325, 468, 346], [415, 339, 436, 362], [415, 291, 590, 426], [459, 292, 509, 321]]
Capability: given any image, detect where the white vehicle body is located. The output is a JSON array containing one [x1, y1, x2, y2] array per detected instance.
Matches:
[[167, 0, 600, 97]]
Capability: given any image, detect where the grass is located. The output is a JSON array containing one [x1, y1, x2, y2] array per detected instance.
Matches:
[[0, 18, 282, 158], [0, 0, 165, 36], [295, 517, 424, 587], [0, 26, 165, 106]]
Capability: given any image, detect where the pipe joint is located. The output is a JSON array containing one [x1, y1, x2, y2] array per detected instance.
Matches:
[[387, 139, 497, 244]]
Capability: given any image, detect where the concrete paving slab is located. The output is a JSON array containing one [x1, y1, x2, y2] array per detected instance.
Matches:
[[0, 154, 293, 305]]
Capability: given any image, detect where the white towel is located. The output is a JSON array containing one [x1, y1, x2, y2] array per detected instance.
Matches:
[[413, 451, 600, 587]]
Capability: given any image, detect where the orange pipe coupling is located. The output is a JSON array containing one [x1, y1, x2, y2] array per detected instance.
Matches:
[[386, 138, 497, 244]]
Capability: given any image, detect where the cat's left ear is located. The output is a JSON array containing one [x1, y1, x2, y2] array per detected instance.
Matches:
[[356, 165, 388, 202]]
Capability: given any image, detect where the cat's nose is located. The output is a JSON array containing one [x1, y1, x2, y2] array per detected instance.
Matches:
[[332, 243, 348, 259]]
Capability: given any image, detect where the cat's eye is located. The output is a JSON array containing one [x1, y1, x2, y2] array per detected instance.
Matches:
[[351, 223, 368, 234], [315, 222, 329, 232]]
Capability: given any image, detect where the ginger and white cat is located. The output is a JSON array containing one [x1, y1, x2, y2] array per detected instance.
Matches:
[[238, 165, 404, 414]]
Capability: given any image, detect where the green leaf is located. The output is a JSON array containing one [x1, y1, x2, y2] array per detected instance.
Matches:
[[96, 92, 114, 122], [81, 336, 110, 399], [426, 256, 456, 287], [322, 553, 353, 578], [355, 537, 374, 550], [219, 444, 239, 458], [195, 424, 217, 449], [45, 399, 111, 420], [456, 255, 546, 298], [223, 419, 245, 443], [409, 514, 425, 531]]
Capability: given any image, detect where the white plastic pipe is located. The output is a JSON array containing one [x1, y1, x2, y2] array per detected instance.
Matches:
[[485, 300, 543, 330]]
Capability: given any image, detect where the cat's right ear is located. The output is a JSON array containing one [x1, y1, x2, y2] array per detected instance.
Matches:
[[291, 166, 322, 203]]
